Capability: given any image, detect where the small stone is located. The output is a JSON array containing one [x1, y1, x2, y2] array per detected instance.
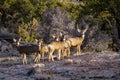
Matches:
[[63, 59, 73, 65]]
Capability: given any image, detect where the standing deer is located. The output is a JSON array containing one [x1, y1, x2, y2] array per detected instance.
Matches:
[[62, 38, 71, 57], [66, 20, 88, 55], [41, 44, 49, 62], [40, 32, 69, 62], [47, 35, 71, 61], [13, 38, 43, 64]]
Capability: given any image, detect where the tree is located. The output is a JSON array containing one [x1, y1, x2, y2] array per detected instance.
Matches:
[[81, 0, 120, 50]]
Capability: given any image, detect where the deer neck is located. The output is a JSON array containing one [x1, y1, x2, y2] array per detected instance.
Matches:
[[79, 34, 85, 39], [38, 42, 42, 46]]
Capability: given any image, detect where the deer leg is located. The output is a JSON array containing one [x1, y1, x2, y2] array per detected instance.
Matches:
[[42, 52, 45, 62], [37, 53, 41, 62], [48, 50, 54, 62], [34, 53, 41, 63], [62, 49, 67, 58], [58, 49, 61, 60], [34, 52, 37, 62], [22, 53, 27, 64], [77, 45, 80, 55], [51, 50, 54, 61], [67, 48, 71, 57]]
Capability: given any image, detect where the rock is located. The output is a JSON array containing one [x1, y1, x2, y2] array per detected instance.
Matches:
[[27, 63, 45, 76], [63, 59, 73, 65], [33, 63, 45, 68], [88, 70, 116, 78], [54, 67, 70, 73]]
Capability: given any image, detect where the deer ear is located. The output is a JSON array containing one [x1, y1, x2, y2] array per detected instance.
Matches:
[[59, 32, 63, 36], [77, 28, 81, 33], [18, 37, 22, 42], [13, 38, 17, 42], [52, 35, 56, 39], [35, 39, 38, 42], [76, 24, 81, 33]]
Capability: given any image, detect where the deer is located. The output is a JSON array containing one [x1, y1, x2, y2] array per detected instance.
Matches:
[[41, 44, 49, 62], [13, 37, 43, 64], [65, 20, 88, 56], [61, 38, 71, 57], [39, 33, 65, 62], [47, 33, 71, 61]]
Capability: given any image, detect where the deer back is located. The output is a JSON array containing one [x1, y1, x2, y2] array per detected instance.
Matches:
[[17, 45, 40, 54]]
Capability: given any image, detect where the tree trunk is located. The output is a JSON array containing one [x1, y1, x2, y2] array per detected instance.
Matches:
[[106, 18, 120, 51], [112, 24, 120, 50]]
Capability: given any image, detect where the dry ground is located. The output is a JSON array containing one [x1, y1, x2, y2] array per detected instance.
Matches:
[[0, 51, 120, 80]]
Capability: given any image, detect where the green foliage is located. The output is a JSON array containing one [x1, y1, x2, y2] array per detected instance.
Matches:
[[31, 0, 48, 19], [47, 0, 58, 8], [83, 0, 120, 20], [3, 0, 16, 9], [0, 0, 120, 47], [18, 24, 30, 42], [108, 40, 119, 51], [82, 0, 120, 51], [11, 0, 34, 22], [17, 19, 38, 42], [65, 2, 81, 21]]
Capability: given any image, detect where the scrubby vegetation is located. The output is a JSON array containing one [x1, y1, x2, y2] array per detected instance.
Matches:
[[0, 0, 120, 52], [0, 1, 120, 80]]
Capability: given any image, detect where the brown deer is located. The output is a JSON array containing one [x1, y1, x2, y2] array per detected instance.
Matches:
[[40, 42, 49, 62], [62, 38, 71, 57], [13, 38, 43, 64], [39, 32, 69, 62], [66, 21, 88, 56], [47, 37, 71, 61]]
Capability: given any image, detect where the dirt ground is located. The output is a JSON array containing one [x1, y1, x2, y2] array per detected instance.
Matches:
[[0, 51, 120, 80]]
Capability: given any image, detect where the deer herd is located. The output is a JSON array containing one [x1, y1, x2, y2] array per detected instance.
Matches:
[[0, 21, 89, 64]]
